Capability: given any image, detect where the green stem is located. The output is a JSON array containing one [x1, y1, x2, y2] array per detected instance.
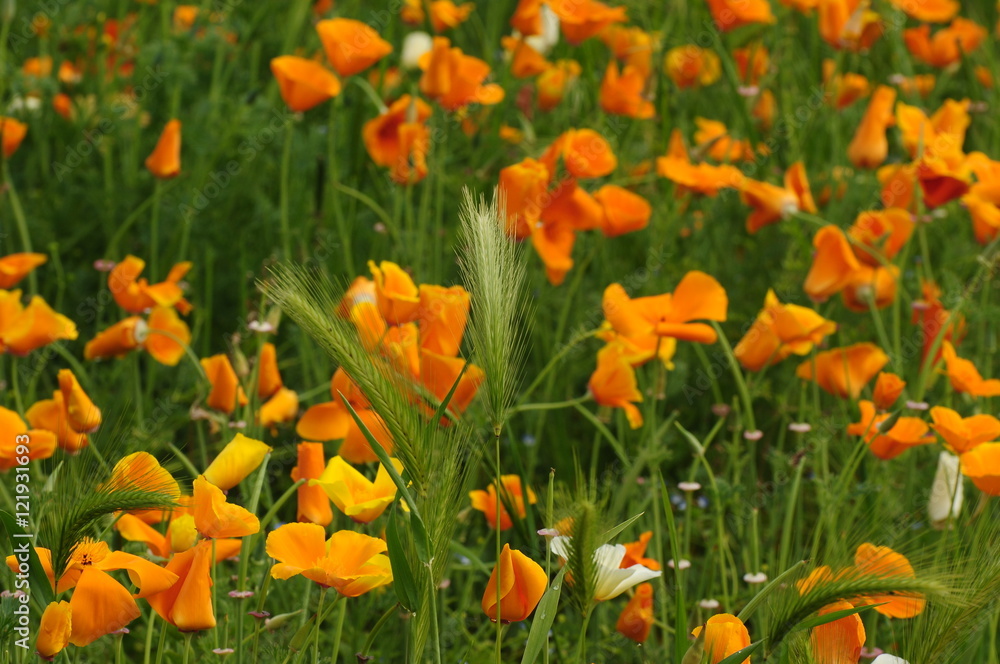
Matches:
[[280, 120, 295, 260], [3, 163, 36, 295], [150, 180, 163, 280], [510, 395, 591, 414], [711, 321, 756, 433], [313, 588, 327, 664]]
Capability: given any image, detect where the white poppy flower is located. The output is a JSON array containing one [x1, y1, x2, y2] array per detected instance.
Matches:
[[871, 655, 910, 664], [523, 5, 560, 55], [550, 536, 662, 601], [928, 451, 963, 528], [401, 32, 433, 70]]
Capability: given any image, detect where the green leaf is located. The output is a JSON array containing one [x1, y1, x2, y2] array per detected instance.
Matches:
[[520, 566, 567, 664], [793, 602, 887, 632], [339, 395, 431, 563], [715, 640, 763, 664], [600, 512, 644, 545], [386, 506, 420, 612], [737, 560, 807, 621], [675, 422, 705, 456], [0, 511, 54, 607], [429, 360, 468, 426]]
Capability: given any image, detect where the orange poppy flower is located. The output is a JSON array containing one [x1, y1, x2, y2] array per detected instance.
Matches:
[[53, 92, 73, 119], [266, 524, 394, 596], [7, 540, 179, 646], [0, 293, 78, 356], [895, 98, 969, 160], [740, 162, 817, 233], [401, 0, 424, 24], [962, 180, 1000, 245], [877, 163, 917, 212], [599, 61, 653, 119], [734, 289, 837, 371], [853, 543, 925, 618], [691, 614, 752, 663], [940, 341, 1000, 397], [312, 456, 403, 523], [593, 185, 651, 237], [469, 475, 537, 530], [616, 583, 654, 643], [108, 255, 193, 315], [620, 531, 660, 570], [83, 316, 146, 361], [257, 342, 283, 399], [0, 253, 47, 288], [796, 343, 888, 399], [847, 85, 896, 169], [57, 369, 101, 434], [36, 601, 73, 659], [892, 73, 936, 98], [259, 387, 300, 430], [656, 130, 744, 196], [930, 406, 1000, 454], [694, 118, 760, 163], [733, 45, 769, 85], [202, 433, 271, 490], [362, 94, 432, 185], [818, 0, 883, 51], [26, 392, 89, 453], [316, 18, 392, 77], [502, 37, 550, 78], [848, 208, 913, 265], [959, 444, 1000, 495], [368, 260, 420, 324], [145, 119, 181, 179], [498, 158, 550, 239], [0, 406, 57, 471], [290, 442, 333, 526], [664, 45, 721, 89], [811, 600, 866, 664], [296, 368, 369, 441], [192, 476, 260, 539], [201, 354, 248, 414], [803, 225, 860, 301], [886, 0, 957, 22], [540, 128, 617, 179], [847, 400, 933, 460], [603, 271, 728, 345], [482, 544, 548, 623], [419, 37, 504, 110], [872, 371, 905, 410], [428, 1, 474, 31], [0, 117, 28, 157], [588, 343, 643, 428], [270, 56, 341, 112], [904, 18, 986, 68], [600, 25, 654, 78], [912, 281, 965, 366], [546, 0, 627, 45], [510, 0, 543, 35], [147, 538, 242, 632], [340, 408, 395, 464], [536, 60, 581, 110], [705, 0, 775, 31], [822, 60, 869, 109], [420, 348, 484, 414], [753, 89, 777, 130], [916, 148, 971, 208], [417, 284, 470, 357], [144, 306, 191, 366]]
